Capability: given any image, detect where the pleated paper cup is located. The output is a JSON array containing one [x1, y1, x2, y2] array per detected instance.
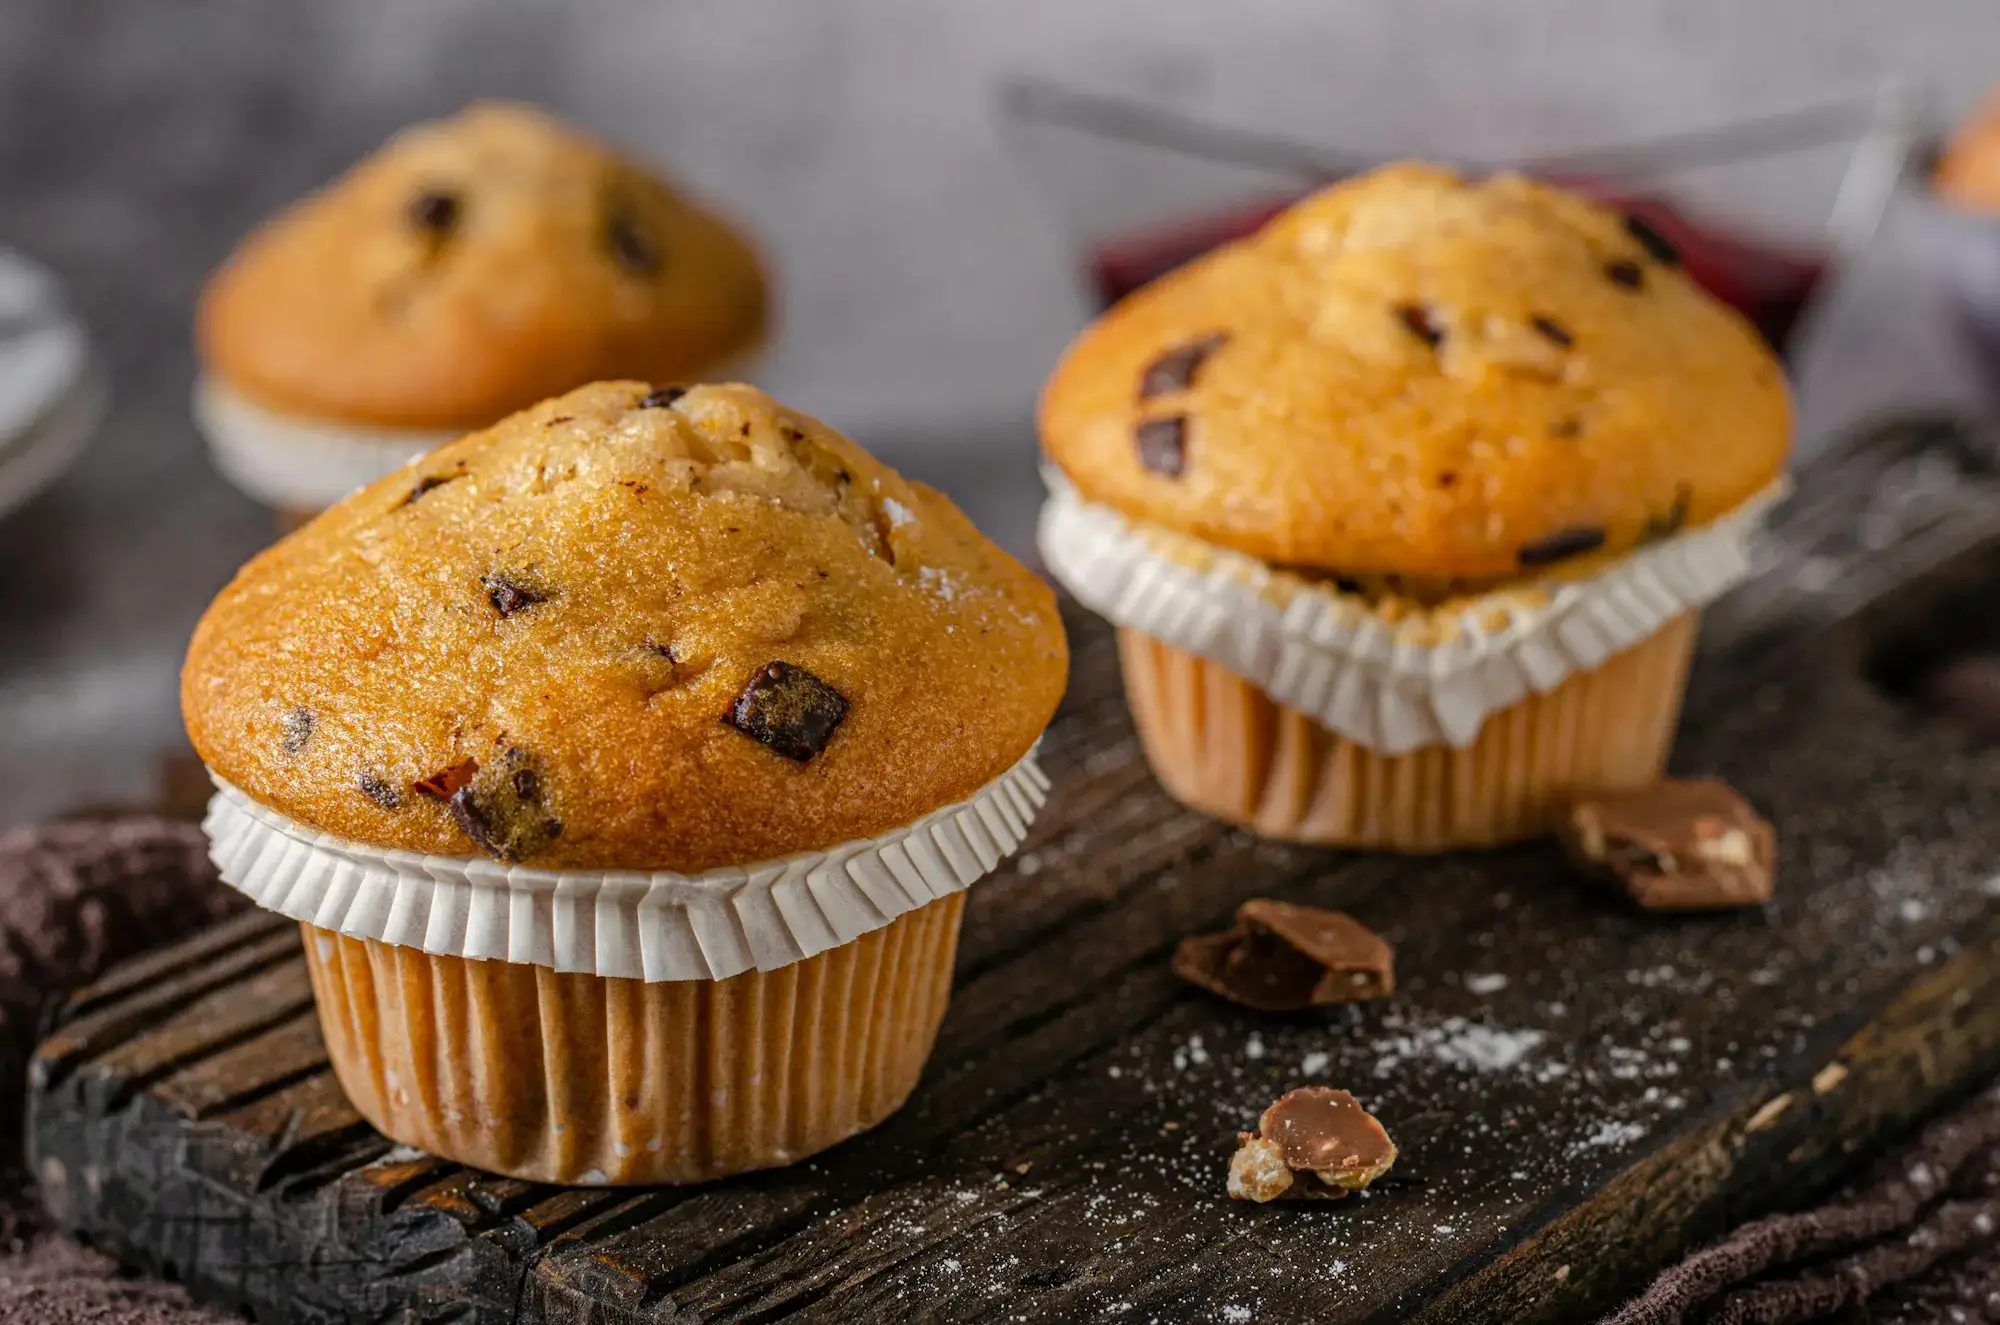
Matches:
[[193, 376, 458, 518], [197, 348, 769, 523], [301, 893, 962, 1185], [1118, 617, 1695, 850], [204, 746, 1048, 1184], [1039, 475, 1782, 850]]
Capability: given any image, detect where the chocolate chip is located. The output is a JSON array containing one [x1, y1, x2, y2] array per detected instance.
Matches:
[[482, 571, 551, 618], [726, 661, 849, 762], [1173, 899, 1393, 1012], [1641, 484, 1692, 544], [1605, 259, 1645, 291], [1624, 213, 1681, 266], [640, 386, 687, 409], [1517, 525, 1607, 567], [1227, 1088, 1398, 1203], [606, 212, 661, 275], [1550, 416, 1584, 439], [1530, 315, 1574, 348], [1135, 416, 1188, 478], [449, 747, 562, 862], [1138, 332, 1229, 399], [408, 190, 460, 234], [403, 473, 459, 506], [413, 758, 478, 802], [357, 772, 401, 809], [1396, 303, 1444, 348], [280, 707, 315, 756], [1560, 778, 1775, 911]]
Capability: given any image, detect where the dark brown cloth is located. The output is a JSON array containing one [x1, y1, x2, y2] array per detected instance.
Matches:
[[0, 818, 242, 1324], [1604, 1084, 2000, 1323]]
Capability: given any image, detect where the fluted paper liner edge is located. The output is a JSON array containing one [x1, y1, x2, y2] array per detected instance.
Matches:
[[195, 353, 770, 511], [193, 375, 460, 510], [205, 744, 1048, 982], [1037, 475, 1785, 754]]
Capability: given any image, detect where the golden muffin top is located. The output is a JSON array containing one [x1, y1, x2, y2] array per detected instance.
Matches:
[[1039, 163, 1791, 580], [1938, 88, 2000, 213], [197, 103, 769, 431], [182, 383, 1068, 873]]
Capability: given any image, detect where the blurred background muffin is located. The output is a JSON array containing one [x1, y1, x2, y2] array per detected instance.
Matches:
[[1925, 85, 2000, 378], [194, 101, 768, 523]]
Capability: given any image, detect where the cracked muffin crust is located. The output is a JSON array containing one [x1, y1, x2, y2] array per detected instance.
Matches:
[[182, 382, 1068, 872], [1039, 163, 1791, 579], [197, 103, 769, 431]]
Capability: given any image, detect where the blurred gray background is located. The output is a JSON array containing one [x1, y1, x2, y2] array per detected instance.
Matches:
[[0, 0, 1997, 826]]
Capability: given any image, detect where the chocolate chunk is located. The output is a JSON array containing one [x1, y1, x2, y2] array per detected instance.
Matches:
[[482, 571, 551, 618], [1641, 484, 1692, 544], [1138, 332, 1229, 399], [1530, 315, 1574, 349], [408, 190, 460, 234], [413, 758, 478, 802], [1518, 525, 1607, 567], [357, 771, 401, 809], [1550, 416, 1584, 440], [1396, 303, 1444, 349], [1135, 416, 1188, 478], [1559, 778, 1776, 911], [1227, 1088, 1398, 1203], [280, 707, 315, 756], [606, 212, 661, 275], [1173, 899, 1393, 1012], [403, 472, 459, 506], [1605, 259, 1646, 291], [639, 385, 687, 409], [449, 747, 562, 862], [1624, 213, 1681, 266], [726, 662, 849, 762]]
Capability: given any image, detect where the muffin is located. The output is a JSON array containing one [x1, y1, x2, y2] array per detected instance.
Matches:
[[1937, 87, 2000, 213], [1037, 164, 1790, 850], [183, 382, 1066, 1183], [1929, 88, 2000, 377], [195, 103, 769, 523]]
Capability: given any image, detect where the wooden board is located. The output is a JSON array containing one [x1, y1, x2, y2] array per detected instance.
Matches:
[[27, 416, 2000, 1324]]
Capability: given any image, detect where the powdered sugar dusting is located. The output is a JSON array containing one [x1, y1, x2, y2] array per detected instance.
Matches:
[[1370, 1014, 1547, 1077]]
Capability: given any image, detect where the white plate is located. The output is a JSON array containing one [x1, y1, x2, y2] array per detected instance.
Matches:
[[0, 249, 100, 522]]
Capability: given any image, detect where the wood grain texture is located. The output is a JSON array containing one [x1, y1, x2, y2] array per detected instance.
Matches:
[[27, 417, 2000, 1323]]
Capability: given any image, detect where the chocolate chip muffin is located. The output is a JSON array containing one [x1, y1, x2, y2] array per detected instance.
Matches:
[[1038, 163, 1790, 850], [194, 103, 769, 520], [185, 382, 1066, 1183]]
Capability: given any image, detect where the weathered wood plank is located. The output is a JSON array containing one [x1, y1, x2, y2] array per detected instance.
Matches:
[[26, 415, 2000, 1324]]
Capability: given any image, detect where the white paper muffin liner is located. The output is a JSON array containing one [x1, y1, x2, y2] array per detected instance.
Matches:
[[1038, 477, 1787, 755], [193, 375, 460, 511], [203, 745, 1048, 983], [195, 352, 771, 513]]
